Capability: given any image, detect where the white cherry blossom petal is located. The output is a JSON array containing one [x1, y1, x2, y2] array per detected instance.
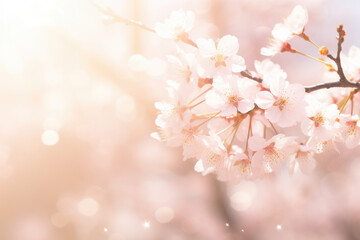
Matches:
[[217, 35, 239, 57], [196, 38, 217, 58], [237, 99, 254, 113], [231, 55, 246, 72], [255, 91, 275, 109], [265, 106, 281, 123]]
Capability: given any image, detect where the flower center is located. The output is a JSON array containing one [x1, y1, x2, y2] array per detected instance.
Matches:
[[346, 120, 357, 136], [295, 150, 308, 159], [274, 97, 290, 111], [264, 143, 282, 162], [204, 151, 222, 168], [310, 112, 325, 127], [234, 159, 251, 175], [228, 95, 242, 106], [211, 54, 227, 68], [174, 25, 183, 32], [263, 142, 284, 172]]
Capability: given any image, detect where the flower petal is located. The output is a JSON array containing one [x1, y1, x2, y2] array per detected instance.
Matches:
[[231, 55, 246, 72], [217, 35, 239, 56], [248, 135, 267, 151], [196, 38, 217, 58], [265, 106, 281, 123], [237, 99, 254, 113], [255, 91, 275, 109]]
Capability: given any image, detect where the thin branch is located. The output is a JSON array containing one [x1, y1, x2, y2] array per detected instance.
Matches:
[[90, 1, 200, 48], [90, 0, 156, 33], [240, 71, 263, 83], [305, 81, 360, 93], [327, 24, 348, 83]]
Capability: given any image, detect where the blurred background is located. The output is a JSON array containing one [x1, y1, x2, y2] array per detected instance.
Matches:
[[1, 0, 360, 239]]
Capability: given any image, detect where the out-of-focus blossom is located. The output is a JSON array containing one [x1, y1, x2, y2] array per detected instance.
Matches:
[[166, 51, 198, 84], [155, 9, 195, 40], [342, 46, 360, 81]]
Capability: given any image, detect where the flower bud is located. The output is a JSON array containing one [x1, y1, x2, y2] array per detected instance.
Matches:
[[319, 46, 329, 56]]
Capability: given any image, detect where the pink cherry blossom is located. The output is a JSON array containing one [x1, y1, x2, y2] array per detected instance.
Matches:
[[254, 59, 287, 88], [261, 5, 308, 56], [155, 9, 195, 40], [336, 114, 360, 148], [301, 95, 339, 143], [261, 39, 297, 57], [288, 144, 316, 175], [194, 133, 228, 175], [283, 5, 308, 35], [166, 50, 199, 84], [205, 75, 258, 117], [196, 35, 246, 77], [152, 81, 206, 146], [249, 134, 295, 174], [342, 46, 360, 81], [217, 146, 252, 182], [236, 113, 271, 142], [150, 5, 360, 184], [182, 131, 206, 160], [152, 100, 192, 147], [255, 79, 306, 127]]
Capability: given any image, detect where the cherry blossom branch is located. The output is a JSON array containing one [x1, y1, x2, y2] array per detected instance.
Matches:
[[326, 24, 347, 83], [90, 1, 199, 47], [92, 4, 359, 94], [240, 25, 360, 93], [305, 25, 360, 93], [91, 3, 284, 84]]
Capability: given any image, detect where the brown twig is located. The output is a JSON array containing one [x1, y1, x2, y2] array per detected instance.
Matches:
[[240, 70, 263, 83], [327, 24, 348, 83], [305, 25, 360, 92], [305, 81, 360, 93], [239, 70, 360, 93]]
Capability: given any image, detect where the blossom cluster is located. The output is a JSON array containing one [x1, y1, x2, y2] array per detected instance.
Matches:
[[152, 6, 360, 182]]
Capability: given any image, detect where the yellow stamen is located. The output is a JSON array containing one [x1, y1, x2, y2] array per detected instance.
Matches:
[[186, 86, 213, 107]]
